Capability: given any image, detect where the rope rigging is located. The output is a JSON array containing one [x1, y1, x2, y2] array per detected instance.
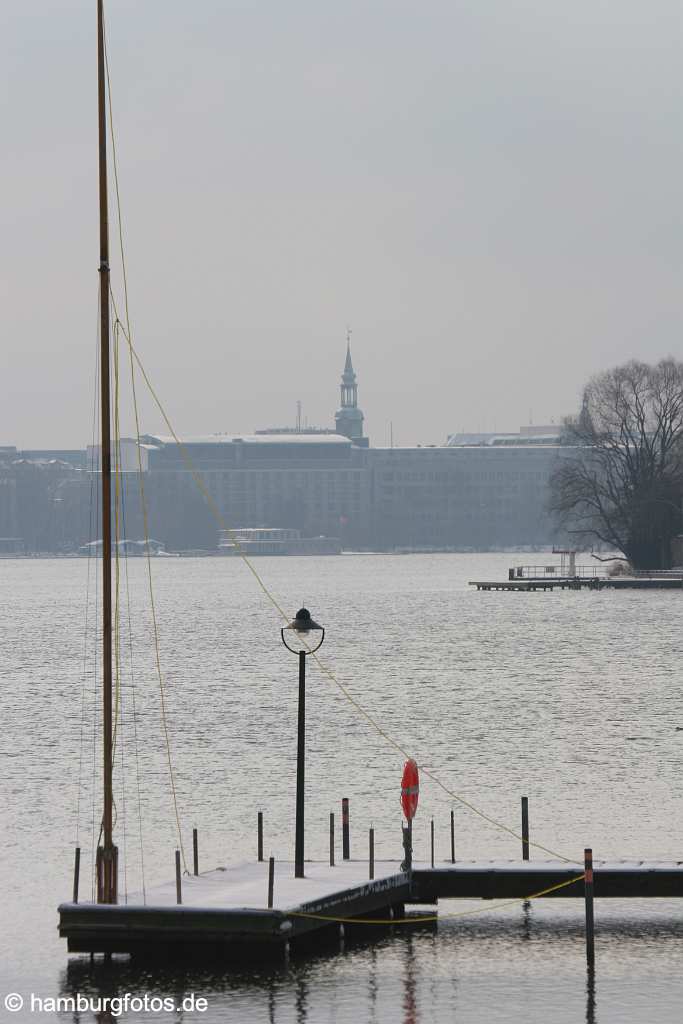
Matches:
[[86, 12, 585, 911]]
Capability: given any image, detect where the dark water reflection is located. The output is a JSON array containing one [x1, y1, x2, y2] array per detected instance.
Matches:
[[586, 965, 597, 1024], [55, 910, 683, 1023]]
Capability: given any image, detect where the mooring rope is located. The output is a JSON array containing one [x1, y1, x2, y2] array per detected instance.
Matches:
[[285, 872, 587, 925], [75, 293, 101, 853], [101, 14, 579, 868], [118, 322, 579, 865], [104, 17, 189, 874]]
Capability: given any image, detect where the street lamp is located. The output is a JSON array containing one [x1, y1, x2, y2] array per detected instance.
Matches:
[[281, 608, 325, 878]]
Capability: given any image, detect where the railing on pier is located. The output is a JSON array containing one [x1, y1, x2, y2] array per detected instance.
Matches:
[[631, 569, 683, 578], [510, 565, 606, 580], [511, 565, 683, 581]]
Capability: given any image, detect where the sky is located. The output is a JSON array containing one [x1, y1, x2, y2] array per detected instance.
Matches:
[[1, 0, 681, 448]]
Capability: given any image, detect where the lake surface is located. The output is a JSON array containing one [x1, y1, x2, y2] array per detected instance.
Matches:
[[2, 552, 683, 1022]]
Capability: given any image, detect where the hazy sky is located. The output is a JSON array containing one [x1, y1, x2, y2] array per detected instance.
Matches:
[[2, 1, 681, 448]]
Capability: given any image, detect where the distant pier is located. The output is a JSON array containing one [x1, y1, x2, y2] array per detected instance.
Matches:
[[471, 564, 683, 591]]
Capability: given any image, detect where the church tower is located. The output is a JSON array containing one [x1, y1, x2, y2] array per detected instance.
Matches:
[[335, 331, 367, 445]]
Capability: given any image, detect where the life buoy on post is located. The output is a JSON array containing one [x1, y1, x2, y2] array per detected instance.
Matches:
[[401, 759, 419, 820]]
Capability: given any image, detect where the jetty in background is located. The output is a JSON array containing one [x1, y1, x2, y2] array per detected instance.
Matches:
[[471, 563, 683, 591]]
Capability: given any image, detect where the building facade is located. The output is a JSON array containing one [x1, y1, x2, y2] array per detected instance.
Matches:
[[3, 344, 568, 552]]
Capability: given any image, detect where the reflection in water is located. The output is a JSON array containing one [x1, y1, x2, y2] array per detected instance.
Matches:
[[58, 910, 683, 1024], [402, 932, 418, 1024], [295, 973, 308, 1024], [586, 964, 597, 1024], [368, 946, 378, 1024], [268, 974, 276, 1024]]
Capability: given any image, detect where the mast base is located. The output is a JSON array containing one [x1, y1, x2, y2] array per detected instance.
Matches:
[[96, 845, 119, 905]]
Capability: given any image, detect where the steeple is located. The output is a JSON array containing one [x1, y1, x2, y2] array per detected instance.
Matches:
[[343, 338, 355, 381], [335, 328, 366, 444], [340, 329, 357, 409]]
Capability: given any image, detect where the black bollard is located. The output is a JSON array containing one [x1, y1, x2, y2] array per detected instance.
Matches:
[[585, 848, 595, 965], [72, 847, 81, 904], [450, 809, 455, 863], [342, 798, 350, 860], [258, 811, 264, 863], [521, 796, 529, 860], [175, 850, 182, 905], [430, 818, 435, 868], [401, 819, 413, 871], [193, 828, 199, 876], [329, 812, 335, 867], [268, 856, 275, 909], [369, 827, 375, 880]]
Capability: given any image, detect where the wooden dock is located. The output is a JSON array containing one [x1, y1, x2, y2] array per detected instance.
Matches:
[[59, 860, 411, 957], [58, 858, 683, 959], [470, 577, 683, 591]]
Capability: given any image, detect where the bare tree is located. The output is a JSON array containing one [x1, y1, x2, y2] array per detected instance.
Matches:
[[551, 358, 683, 569]]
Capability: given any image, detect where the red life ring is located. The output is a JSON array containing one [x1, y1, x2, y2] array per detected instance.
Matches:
[[401, 758, 419, 820]]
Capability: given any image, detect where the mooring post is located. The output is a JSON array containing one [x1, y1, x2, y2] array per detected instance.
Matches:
[[430, 818, 435, 868], [342, 797, 350, 860], [268, 856, 275, 909], [175, 850, 182, 905], [450, 809, 455, 863], [72, 847, 81, 904], [521, 796, 529, 860], [369, 827, 375, 880], [329, 812, 335, 866], [401, 818, 413, 871], [257, 811, 264, 863], [192, 828, 199, 876], [585, 847, 595, 965]]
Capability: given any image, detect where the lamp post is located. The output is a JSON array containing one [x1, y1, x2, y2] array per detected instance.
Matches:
[[281, 608, 325, 878]]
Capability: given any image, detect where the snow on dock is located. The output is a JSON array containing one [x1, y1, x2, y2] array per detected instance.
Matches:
[[120, 859, 411, 911]]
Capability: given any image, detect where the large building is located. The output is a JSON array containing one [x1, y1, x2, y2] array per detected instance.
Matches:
[[1, 345, 568, 552]]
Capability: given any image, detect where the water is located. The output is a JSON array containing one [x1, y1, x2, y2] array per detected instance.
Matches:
[[2, 552, 683, 1022]]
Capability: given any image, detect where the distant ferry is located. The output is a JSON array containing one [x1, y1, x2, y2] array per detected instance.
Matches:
[[218, 527, 341, 556]]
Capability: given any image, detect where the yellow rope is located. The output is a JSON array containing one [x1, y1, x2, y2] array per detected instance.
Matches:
[[101, 8, 577, 867], [285, 872, 587, 925], [104, 22, 188, 873], [116, 326, 578, 865]]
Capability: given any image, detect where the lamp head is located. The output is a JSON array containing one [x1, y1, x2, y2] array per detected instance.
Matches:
[[286, 607, 323, 633]]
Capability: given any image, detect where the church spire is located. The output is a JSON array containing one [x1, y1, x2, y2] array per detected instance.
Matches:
[[341, 328, 357, 405], [343, 328, 355, 380], [335, 328, 366, 444]]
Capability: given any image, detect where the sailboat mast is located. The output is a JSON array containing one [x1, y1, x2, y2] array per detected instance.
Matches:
[[97, 0, 116, 904]]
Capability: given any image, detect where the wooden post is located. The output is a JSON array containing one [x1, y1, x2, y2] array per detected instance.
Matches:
[[450, 809, 455, 863], [268, 856, 275, 909], [430, 818, 435, 868], [369, 827, 375, 880], [342, 797, 350, 860], [257, 811, 264, 862], [175, 850, 182, 905], [72, 847, 81, 904], [521, 796, 529, 860], [329, 812, 335, 866], [192, 828, 199, 876], [584, 848, 595, 965], [96, 0, 118, 910]]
